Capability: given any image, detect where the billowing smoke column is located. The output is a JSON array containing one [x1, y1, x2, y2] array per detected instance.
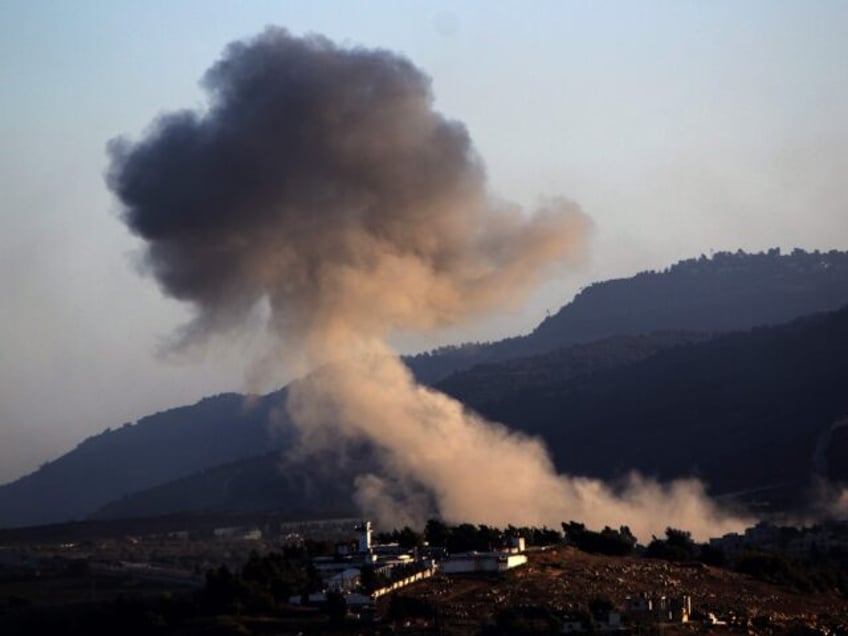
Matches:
[[108, 28, 585, 361], [108, 28, 746, 541]]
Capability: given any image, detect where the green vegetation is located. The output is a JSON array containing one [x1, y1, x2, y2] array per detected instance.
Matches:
[[561, 522, 637, 556], [733, 547, 848, 596], [374, 525, 425, 549], [644, 527, 699, 562], [4, 517, 848, 634], [423, 519, 560, 552], [202, 548, 319, 612], [411, 247, 848, 384]]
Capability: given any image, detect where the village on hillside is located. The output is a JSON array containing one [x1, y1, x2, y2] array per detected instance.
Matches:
[[3, 516, 848, 633]]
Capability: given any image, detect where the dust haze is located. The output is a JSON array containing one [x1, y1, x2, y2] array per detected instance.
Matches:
[[108, 27, 748, 541]]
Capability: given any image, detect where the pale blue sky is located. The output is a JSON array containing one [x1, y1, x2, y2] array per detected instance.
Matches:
[[1, 1, 847, 483]]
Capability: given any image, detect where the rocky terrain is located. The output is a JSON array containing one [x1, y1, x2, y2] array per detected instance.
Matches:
[[386, 545, 848, 634]]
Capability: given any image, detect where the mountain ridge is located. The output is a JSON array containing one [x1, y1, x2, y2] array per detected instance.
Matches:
[[0, 391, 291, 527], [88, 307, 848, 522], [441, 306, 848, 506], [407, 248, 848, 383], [3, 248, 848, 528]]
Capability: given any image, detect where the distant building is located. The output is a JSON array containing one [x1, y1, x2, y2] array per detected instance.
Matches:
[[508, 536, 526, 553], [709, 532, 745, 556], [711, 520, 848, 558], [326, 567, 362, 592], [167, 530, 189, 541], [355, 520, 372, 553], [623, 593, 691, 623], [292, 520, 432, 607], [293, 521, 527, 609], [212, 526, 262, 541]]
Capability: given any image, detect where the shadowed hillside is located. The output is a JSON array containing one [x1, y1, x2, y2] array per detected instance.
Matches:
[[0, 391, 291, 528], [407, 248, 848, 383], [90, 449, 364, 521], [4, 249, 848, 528], [435, 331, 711, 408], [440, 306, 848, 508], [86, 335, 702, 521], [87, 309, 848, 521]]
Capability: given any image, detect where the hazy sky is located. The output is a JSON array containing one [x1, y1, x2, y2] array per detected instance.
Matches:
[[1, 1, 847, 484]]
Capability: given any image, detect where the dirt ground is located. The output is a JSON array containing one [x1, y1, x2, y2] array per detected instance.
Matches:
[[382, 546, 848, 634]]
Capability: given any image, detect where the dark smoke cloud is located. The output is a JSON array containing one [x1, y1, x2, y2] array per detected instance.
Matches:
[[105, 28, 751, 539], [108, 27, 587, 359]]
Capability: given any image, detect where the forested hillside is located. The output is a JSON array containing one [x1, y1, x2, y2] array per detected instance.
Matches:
[[0, 391, 291, 527], [408, 249, 848, 383], [91, 308, 848, 521], [441, 306, 848, 506], [90, 450, 359, 521]]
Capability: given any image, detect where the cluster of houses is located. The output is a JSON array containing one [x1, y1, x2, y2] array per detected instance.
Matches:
[[289, 520, 528, 607], [622, 593, 692, 624], [710, 519, 848, 557], [558, 594, 696, 633], [505, 592, 700, 634]]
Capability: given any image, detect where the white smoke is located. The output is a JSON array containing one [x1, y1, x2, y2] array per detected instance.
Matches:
[[288, 350, 749, 541]]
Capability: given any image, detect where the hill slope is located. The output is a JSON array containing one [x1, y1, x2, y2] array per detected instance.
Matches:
[[5, 249, 848, 528], [396, 545, 848, 633], [440, 307, 848, 506], [89, 449, 363, 521], [0, 391, 291, 528], [87, 334, 704, 521], [407, 248, 848, 383], [90, 311, 848, 521]]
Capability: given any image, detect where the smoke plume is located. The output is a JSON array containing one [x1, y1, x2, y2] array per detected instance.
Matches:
[[108, 28, 746, 541], [107, 28, 585, 364], [287, 352, 747, 541]]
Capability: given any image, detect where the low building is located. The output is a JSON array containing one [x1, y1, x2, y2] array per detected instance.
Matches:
[[624, 593, 691, 623], [212, 526, 262, 541], [440, 551, 528, 574], [326, 568, 361, 592]]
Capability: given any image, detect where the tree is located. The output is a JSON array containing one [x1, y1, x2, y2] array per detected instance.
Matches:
[[562, 521, 636, 555], [325, 591, 347, 624], [202, 565, 243, 613], [697, 542, 726, 567], [425, 519, 450, 548], [359, 565, 377, 594], [645, 527, 697, 562], [397, 526, 424, 549], [448, 523, 482, 552]]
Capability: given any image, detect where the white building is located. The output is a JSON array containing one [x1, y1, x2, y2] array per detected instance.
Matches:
[[355, 520, 372, 553], [440, 551, 528, 574]]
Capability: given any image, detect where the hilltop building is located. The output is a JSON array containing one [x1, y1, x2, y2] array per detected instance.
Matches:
[[290, 520, 527, 607], [355, 520, 372, 553], [440, 551, 528, 574]]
